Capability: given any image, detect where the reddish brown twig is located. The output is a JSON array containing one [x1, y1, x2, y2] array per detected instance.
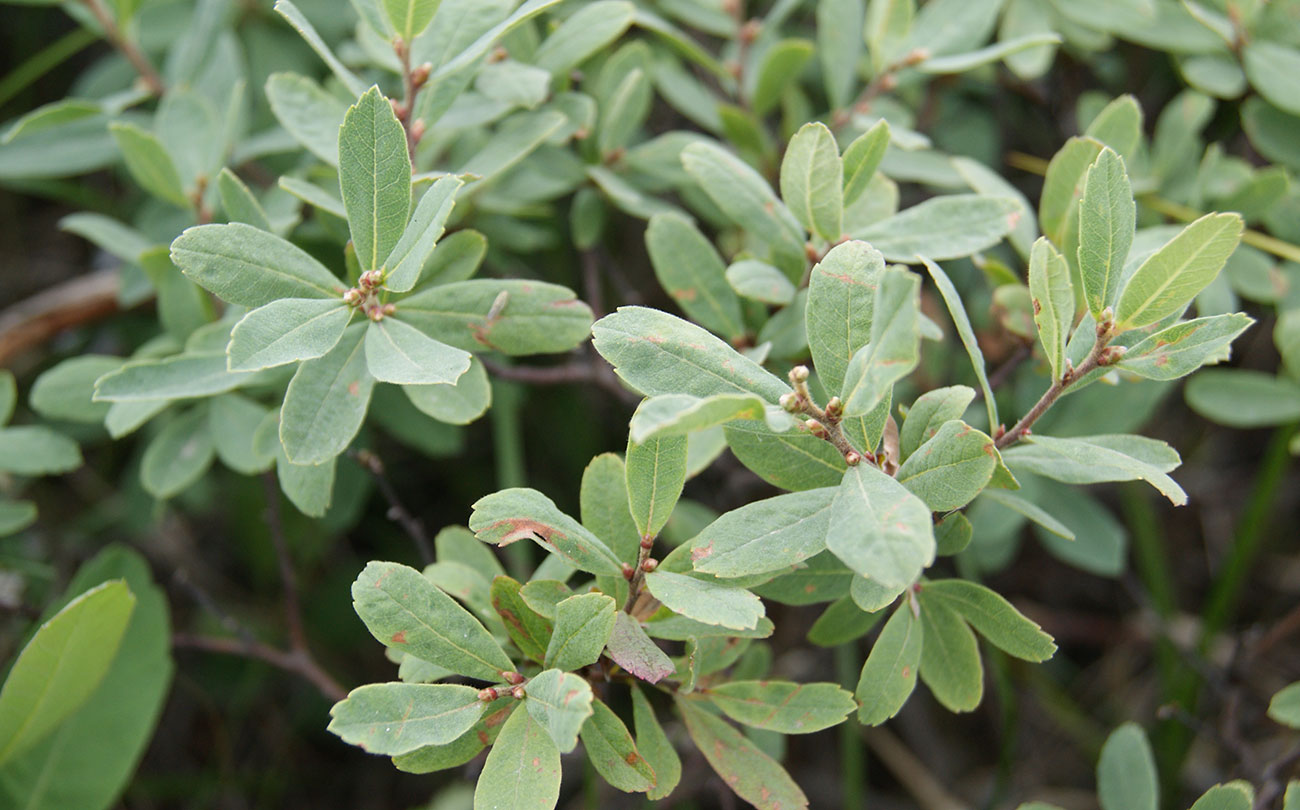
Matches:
[[0, 269, 122, 366]]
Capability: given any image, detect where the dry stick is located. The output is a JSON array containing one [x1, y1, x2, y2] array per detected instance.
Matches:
[[0, 269, 121, 366], [81, 0, 165, 95], [861, 727, 971, 810], [349, 449, 435, 565]]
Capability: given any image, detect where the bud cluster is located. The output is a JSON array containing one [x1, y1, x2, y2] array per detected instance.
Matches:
[[342, 268, 393, 321]]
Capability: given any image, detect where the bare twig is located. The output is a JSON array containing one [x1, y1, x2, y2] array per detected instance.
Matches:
[[861, 726, 971, 810], [983, 341, 1033, 396], [173, 633, 346, 702], [81, 0, 165, 95], [349, 449, 435, 565], [0, 269, 122, 365], [481, 356, 640, 405]]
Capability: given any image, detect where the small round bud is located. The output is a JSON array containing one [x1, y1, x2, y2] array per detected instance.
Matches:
[[641, 558, 658, 573], [844, 451, 861, 466], [779, 392, 799, 412], [390, 98, 407, 119], [789, 365, 810, 384], [804, 419, 827, 438], [382, 303, 396, 315], [511, 686, 526, 700], [410, 118, 426, 143], [825, 396, 843, 416], [343, 288, 362, 305], [502, 671, 526, 685], [411, 62, 432, 87], [621, 562, 635, 581], [639, 537, 654, 550], [367, 306, 385, 322], [478, 687, 499, 702]]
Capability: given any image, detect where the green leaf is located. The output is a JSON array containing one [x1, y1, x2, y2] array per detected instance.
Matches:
[[1286, 782, 1300, 810], [1085, 95, 1144, 163], [628, 393, 776, 444], [280, 323, 375, 464], [490, 575, 552, 663], [108, 122, 189, 208], [919, 257, 999, 429], [677, 697, 809, 810], [208, 395, 275, 475], [1118, 313, 1254, 380], [58, 213, 150, 266], [0, 546, 171, 809], [473, 703, 561, 810], [605, 611, 674, 684], [840, 267, 920, 418], [422, 228, 488, 286], [340, 87, 412, 273], [751, 38, 815, 116], [896, 420, 997, 511], [93, 353, 249, 403], [690, 487, 839, 578], [1114, 213, 1244, 329], [922, 579, 1055, 661], [817, 0, 865, 108], [403, 356, 492, 425], [383, 0, 442, 41], [228, 298, 352, 371], [781, 122, 843, 243], [842, 120, 890, 205], [978, 489, 1074, 540], [533, 1, 636, 75], [581, 697, 657, 793], [0, 580, 135, 763], [806, 239, 886, 399], [917, 593, 982, 712], [1004, 434, 1187, 505], [625, 430, 687, 539], [265, 72, 348, 166], [826, 464, 934, 589], [1268, 681, 1300, 728], [171, 223, 342, 307], [724, 420, 848, 491], [631, 686, 681, 800], [364, 318, 472, 385], [392, 700, 515, 773], [1077, 147, 1134, 318], [273, 0, 367, 97], [398, 279, 594, 355], [580, 453, 640, 565], [1097, 723, 1158, 810], [352, 561, 515, 682], [1190, 785, 1253, 810], [216, 168, 272, 231], [918, 32, 1061, 74], [598, 67, 653, 155], [1040, 136, 1105, 247], [809, 595, 882, 645], [851, 575, 906, 613], [470, 488, 623, 576], [0, 426, 82, 476], [1243, 41, 1300, 117], [644, 571, 765, 630], [1185, 369, 1300, 427], [726, 259, 797, 305], [681, 141, 805, 272], [853, 194, 1021, 261], [644, 213, 746, 340], [706, 681, 855, 734], [856, 602, 923, 725], [140, 407, 214, 498], [545, 593, 616, 671], [1029, 237, 1075, 381], [592, 306, 790, 402], [279, 176, 348, 219], [383, 176, 462, 293], [0, 500, 37, 536], [525, 669, 593, 753], [155, 89, 223, 194], [865, 0, 914, 73], [327, 683, 483, 755], [459, 109, 567, 184], [900, 386, 975, 460]]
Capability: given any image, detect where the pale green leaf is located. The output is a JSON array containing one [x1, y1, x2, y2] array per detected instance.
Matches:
[[1115, 213, 1244, 329], [690, 487, 838, 578], [383, 0, 442, 41], [1118, 313, 1253, 380], [580, 454, 640, 565], [1243, 41, 1300, 117], [273, 0, 367, 97], [724, 420, 848, 491], [364, 318, 472, 385], [217, 168, 272, 230], [1040, 136, 1105, 246], [1097, 723, 1158, 810], [706, 681, 855, 734], [922, 579, 1056, 661], [228, 298, 352, 371], [781, 122, 843, 243], [403, 356, 492, 425], [171, 223, 342, 307], [625, 430, 688, 539], [1084, 95, 1144, 162], [458, 110, 566, 185], [490, 576, 552, 664], [280, 323, 374, 464], [93, 353, 250, 403], [917, 593, 982, 712], [896, 420, 998, 511], [645, 213, 745, 340], [545, 593, 616, 671], [340, 87, 412, 273], [581, 696, 656, 793], [533, 1, 636, 75], [0, 426, 82, 476], [1029, 237, 1075, 380], [469, 488, 623, 576], [1190, 785, 1253, 810], [1004, 434, 1187, 505], [840, 266, 920, 417], [1078, 147, 1135, 317], [725, 259, 796, 305], [978, 489, 1074, 540], [473, 703, 561, 810], [899, 385, 975, 460], [605, 611, 674, 684], [352, 561, 515, 682], [843, 120, 890, 205], [817, 0, 865, 108], [1185, 369, 1300, 427], [918, 33, 1062, 73], [677, 697, 808, 810], [644, 571, 765, 631], [525, 669, 593, 753], [865, 0, 914, 73], [265, 72, 349, 165], [398, 279, 593, 355], [108, 123, 189, 208], [140, 408, 214, 498], [0, 581, 134, 764], [208, 394, 275, 475], [1268, 681, 1300, 728], [328, 683, 483, 755], [384, 176, 462, 293], [631, 686, 681, 800], [853, 194, 1021, 261], [806, 240, 886, 396], [856, 602, 923, 725], [750, 38, 815, 116], [826, 464, 934, 589], [920, 257, 998, 429]]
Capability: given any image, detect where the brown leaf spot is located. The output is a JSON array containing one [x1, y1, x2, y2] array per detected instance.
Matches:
[[347, 381, 360, 396], [1154, 354, 1169, 367], [691, 541, 715, 561], [902, 665, 911, 678], [673, 287, 699, 302], [477, 730, 491, 745], [390, 631, 408, 644], [486, 519, 556, 547], [1007, 210, 1023, 230], [625, 751, 641, 765], [532, 757, 541, 769]]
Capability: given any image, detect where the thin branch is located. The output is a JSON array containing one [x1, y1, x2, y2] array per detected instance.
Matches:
[[861, 727, 971, 810], [0, 269, 121, 366], [982, 341, 1033, 396], [173, 633, 346, 702], [783, 365, 876, 465], [263, 473, 306, 652], [81, 0, 165, 95], [481, 356, 640, 405], [349, 449, 435, 565]]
